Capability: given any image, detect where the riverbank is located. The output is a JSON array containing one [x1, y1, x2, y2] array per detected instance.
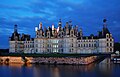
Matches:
[[0, 56, 98, 65]]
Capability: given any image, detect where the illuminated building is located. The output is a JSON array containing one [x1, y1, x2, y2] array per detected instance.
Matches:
[[9, 19, 114, 54]]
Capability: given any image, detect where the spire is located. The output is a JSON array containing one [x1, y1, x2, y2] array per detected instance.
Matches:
[[14, 24, 18, 33], [58, 19, 62, 25], [66, 22, 69, 28], [35, 27, 38, 31], [80, 28, 83, 37], [103, 18, 107, 28], [102, 18, 110, 37], [39, 22, 42, 29], [52, 24, 54, 31]]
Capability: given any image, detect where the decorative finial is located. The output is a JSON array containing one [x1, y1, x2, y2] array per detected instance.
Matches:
[[103, 19, 107, 23]]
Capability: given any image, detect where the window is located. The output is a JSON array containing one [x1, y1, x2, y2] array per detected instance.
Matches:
[[107, 39, 109, 41], [86, 44, 88, 47], [89, 44, 91, 47], [36, 44, 38, 47], [106, 34, 109, 38], [110, 48, 112, 51], [107, 48, 109, 51], [62, 32, 63, 35], [94, 44, 96, 47], [47, 49, 49, 52], [92, 44, 93, 47], [61, 49, 63, 52], [78, 44, 80, 47], [72, 49, 73, 52], [84, 44, 85, 47], [110, 43, 112, 46], [36, 49, 38, 52], [71, 31, 73, 34], [72, 39, 73, 42], [81, 44, 82, 47], [37, 32, 38, 35], [110, 39, 112, 41], [107, 43, 109, 46], [72, 44, 73, 47]]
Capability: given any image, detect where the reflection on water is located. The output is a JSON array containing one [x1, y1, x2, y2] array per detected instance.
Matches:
[[0, 58, 120, 77]]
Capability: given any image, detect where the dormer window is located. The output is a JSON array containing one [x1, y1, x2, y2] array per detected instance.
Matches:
[[71, 31, 73, 34], [106, 34, 109, 38]]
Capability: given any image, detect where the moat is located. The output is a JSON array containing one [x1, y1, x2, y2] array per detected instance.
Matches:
[[0, 58, 120, 77]]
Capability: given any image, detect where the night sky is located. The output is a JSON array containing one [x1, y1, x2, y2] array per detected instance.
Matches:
[[0, 0, 120, 48]]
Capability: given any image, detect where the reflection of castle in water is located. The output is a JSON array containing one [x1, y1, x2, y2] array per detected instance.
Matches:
[[98, 58, 112, 76], [0, 59, 115, 77], [32, 59, 113, 77], [32, 64, 96, 77]]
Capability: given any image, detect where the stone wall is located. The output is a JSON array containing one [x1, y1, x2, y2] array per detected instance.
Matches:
[[30, 56, 97, 65], [0, 57, 24, 64], [0, 56, 97, 65]]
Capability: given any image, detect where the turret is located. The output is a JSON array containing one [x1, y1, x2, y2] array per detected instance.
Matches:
[[80, 28, 83, 37], [58, 19, 62, 31], [65, 22, 69, 35], [102, 19, 110, 37], [103, 19, 107, 28]]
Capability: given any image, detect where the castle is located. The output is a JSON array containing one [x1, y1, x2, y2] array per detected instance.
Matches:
[[9, 19, 114, 54]]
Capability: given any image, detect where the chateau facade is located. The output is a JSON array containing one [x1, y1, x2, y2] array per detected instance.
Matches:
[[9, 19, 114, 54]]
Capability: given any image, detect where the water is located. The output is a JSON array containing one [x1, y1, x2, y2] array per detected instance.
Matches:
[[0, 58, 120, 77]]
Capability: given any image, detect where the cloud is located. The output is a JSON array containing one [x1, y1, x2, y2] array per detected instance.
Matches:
[[0, 4, 30, 11], [66, 7, 73, 11], [0, 28, 13, 36]]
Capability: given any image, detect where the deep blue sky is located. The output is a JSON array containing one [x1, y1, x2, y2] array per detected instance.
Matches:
[[0, 0, 120, 48]]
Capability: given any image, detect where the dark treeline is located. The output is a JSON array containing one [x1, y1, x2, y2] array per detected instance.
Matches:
[[114, 42, 120, 52], [0, 49, 9, 54]]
